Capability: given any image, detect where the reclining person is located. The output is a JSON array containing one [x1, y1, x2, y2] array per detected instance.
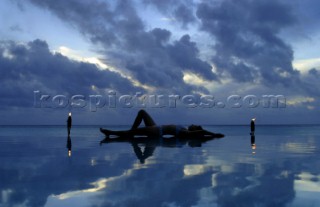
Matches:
[[100, 110, 224, 138]]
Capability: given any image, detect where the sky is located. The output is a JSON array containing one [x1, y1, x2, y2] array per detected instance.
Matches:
[[0, 0, 319, 125]]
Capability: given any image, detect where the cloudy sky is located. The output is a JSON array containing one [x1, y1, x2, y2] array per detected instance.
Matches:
[[0, 0, 319, 125]]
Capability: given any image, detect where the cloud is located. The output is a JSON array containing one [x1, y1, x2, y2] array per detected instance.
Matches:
[[290, 0, 320, 35], [2, 0, 320, 124], [196, 0, 299, 85], [9, 24, 23, 32], [0, 39, 140, 108], [24, 0, 217, 94], [293, 58, 320, 73], [21, 0, 320, 96], [143, 0, 196, 28], [173, 4, 196, 28]]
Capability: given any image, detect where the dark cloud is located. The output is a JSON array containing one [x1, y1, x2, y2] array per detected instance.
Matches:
[[173, 4, 196, 28], [169, 35, 217, 81], [308, 68, 319, 77], [24, 0, 216, 93], [0, 39, 140, 108], [299, 68, 320, 97], [125, 31, 218, 92], [143, 0, 176, 12], [196, 0, 300, 86], [27, 0, 118, 46], [24, 0, 318, 95], [9, 24, 23, 32], [143, 0, 196, 28], [289, 0, 320, 35]]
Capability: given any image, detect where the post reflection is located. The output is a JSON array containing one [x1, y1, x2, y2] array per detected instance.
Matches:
[[251, 134, 256, 154], [100, 135, 220, 163], [67, 135, 72, 157]]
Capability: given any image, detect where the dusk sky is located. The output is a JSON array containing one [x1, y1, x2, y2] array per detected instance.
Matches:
[[0, 0, 319, 125]]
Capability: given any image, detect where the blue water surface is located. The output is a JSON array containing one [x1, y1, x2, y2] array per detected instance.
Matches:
[[0, 125, 319, 207]]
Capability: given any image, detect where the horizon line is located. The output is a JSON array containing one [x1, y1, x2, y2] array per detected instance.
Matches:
[[0, 124, 319, 127]]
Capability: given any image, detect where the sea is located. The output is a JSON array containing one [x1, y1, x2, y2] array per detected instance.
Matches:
[[0, 125, 319, 207]]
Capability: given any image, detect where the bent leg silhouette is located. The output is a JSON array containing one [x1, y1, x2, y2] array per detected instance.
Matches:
[[131, 110, 156, 129]]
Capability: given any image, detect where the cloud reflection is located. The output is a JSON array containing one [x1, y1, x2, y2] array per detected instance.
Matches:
[[1, 126, 320, 206]]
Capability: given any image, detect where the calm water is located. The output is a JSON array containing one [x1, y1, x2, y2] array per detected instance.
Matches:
[[0, 125, 319, 207]]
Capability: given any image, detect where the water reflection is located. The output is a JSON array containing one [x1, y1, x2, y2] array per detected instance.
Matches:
[[211, 162, 295, 207], [132, 141, 156, 164], [1, 126, 320, 207], [67, 135, 72, 157], [100, 135, 218, 164], [251, 134, 256, 153]]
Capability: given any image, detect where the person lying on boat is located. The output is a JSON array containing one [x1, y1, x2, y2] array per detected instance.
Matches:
[[100, 110, 224, 139]]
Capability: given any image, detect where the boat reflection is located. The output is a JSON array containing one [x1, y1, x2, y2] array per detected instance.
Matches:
[[100, 135, 221, 163]]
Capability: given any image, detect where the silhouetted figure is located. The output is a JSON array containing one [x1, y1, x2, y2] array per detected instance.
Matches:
[[67, 112, 72, 136], [250, 118, 256, 135], [100, 110, 224, 138], [67, 135, 72, 157]]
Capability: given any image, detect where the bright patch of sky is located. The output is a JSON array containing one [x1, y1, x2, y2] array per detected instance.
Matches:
[[0, 1, 96, 58]]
